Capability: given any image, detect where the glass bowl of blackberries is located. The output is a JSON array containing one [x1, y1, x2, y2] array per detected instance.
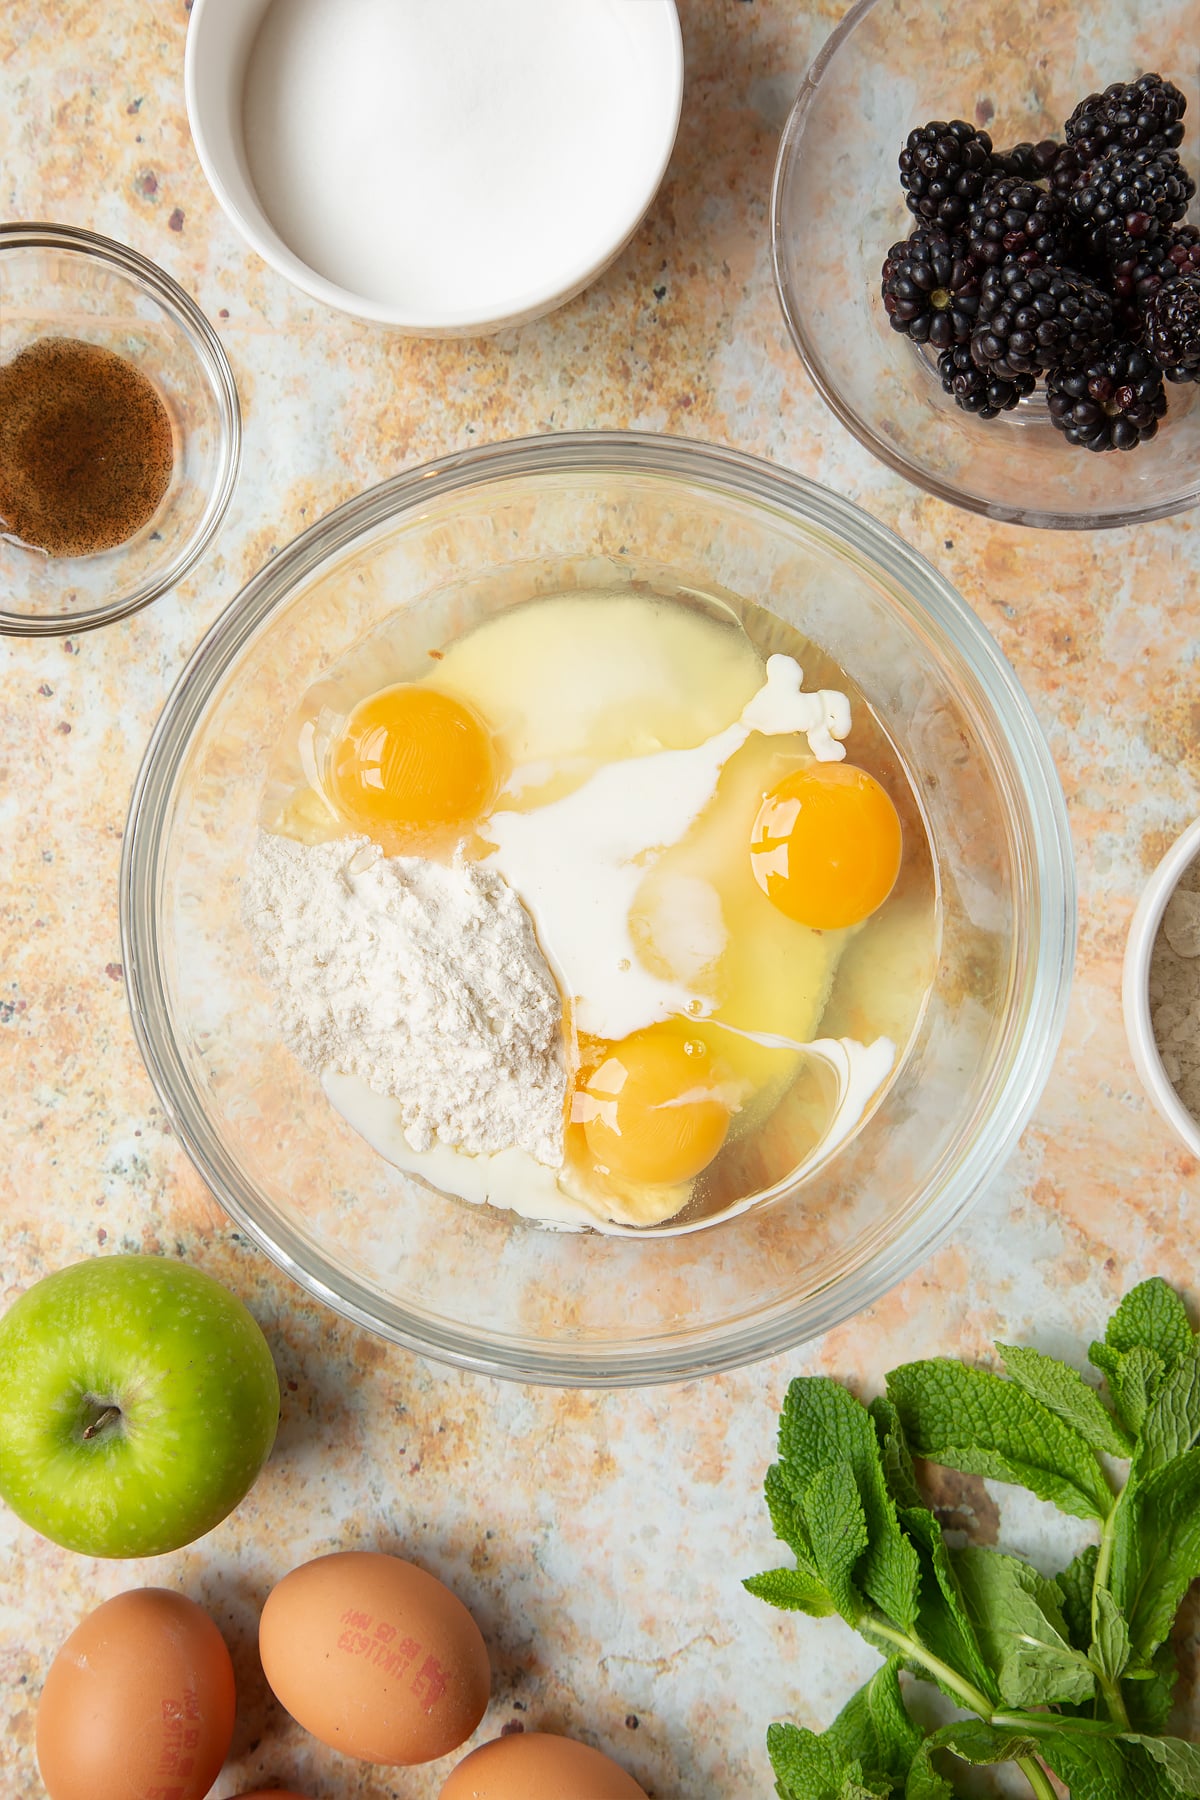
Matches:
[[772, 0, 1200, 528]]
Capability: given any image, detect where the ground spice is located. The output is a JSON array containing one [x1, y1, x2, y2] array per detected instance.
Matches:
[[1149, 854, 1200, 1118], [0, 336, 174, 557]]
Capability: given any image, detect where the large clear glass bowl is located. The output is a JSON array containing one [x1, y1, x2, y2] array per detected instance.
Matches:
[[120, 433, 1075, 1385], [772, 0, 1200, 529]]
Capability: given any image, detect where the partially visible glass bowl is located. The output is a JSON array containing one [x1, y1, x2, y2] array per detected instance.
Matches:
[[120, 433, 1075, 1385], [0, 224, 240, 635], [772, 0, 1200, 529]]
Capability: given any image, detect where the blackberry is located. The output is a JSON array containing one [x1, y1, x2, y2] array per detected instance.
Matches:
[[1164, 223, 1200, 279], [1108, 226, 1200, 317], [1048, 145, 1090, 198], [971, 261, 1116, 377], [899, 120, 995, 229], [936, 343, 1035, 418], [965, 175, 1074, 267], [1143, 274, 1200, 380], [1110, 237, 1179, 308], [1070, 145, 1196, 263], [881, 230, 981, 348], [1065, 74, 1187, 168], [1046, 343, 1167, 450], [992, 139, 1063, 180]]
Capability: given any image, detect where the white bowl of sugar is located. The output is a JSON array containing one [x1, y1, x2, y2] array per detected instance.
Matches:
[[1123, 815, 1200, 1159], [185, 0, 683, 334]]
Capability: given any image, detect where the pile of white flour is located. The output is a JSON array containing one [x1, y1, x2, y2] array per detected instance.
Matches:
[[243, 831, 568, 1165]]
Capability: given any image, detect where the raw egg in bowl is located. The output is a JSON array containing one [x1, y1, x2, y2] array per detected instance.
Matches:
[[121, 433, 1074, 1384]]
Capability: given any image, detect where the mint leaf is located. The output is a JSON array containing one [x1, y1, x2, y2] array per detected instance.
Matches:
[[928, 1720, 1042, 1764], [887, 1358, 1112, 1521], [826, 1661, 923, 1784], [1090, 1342, 1164, 1437], [1032, 1736, 1131, 1800], [766, 1460, 817, 1561], [898, 1508, 999, 1706], [1131, 1733, 1200, 1794], [1111, 1446, 1200, 1664], [776, 1379, 920, 1631], [1090, 1276, 1193, 1446], [903, 1751, 954, 1800], [757, 1467, 841, 1617], [861, 1520, 922, 1639], [1136, 1342, 1200, 1475], [905, 1722, 1040, 1800], [998, 1341, 1133, 1457], [1056, 1543, 1099, 1652], [766, 1665, 919, 1800], [744, 1566, 838, 1618], [1104, 1278, 1194, 1369], [1124, 1642, 1178, 1734], [767, 1723, 848, 1800], [870, 1397, 922, 1510], [863, 1663, 923, 1780], [766, 1723, 891, 1800], [777, 1377, 880, 1487], [805, 1459, 869, 1624], [1042, 1733, 1179, 1799], [1090, 1587, 1131, 1685], [953, 1544, 1094, 1708]]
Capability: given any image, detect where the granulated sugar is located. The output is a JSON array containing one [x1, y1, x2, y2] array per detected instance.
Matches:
[[1149, 854, 1200, 1118], [241, 0, 676, 319]]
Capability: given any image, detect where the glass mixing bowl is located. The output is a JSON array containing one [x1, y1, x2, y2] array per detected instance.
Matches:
[[0, 223, 241, 635], [121, 433, 1075, 1384], [772, 0, 1200, 529]]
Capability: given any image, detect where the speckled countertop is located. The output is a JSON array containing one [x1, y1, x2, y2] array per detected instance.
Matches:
[[3, 3, 1200, 1797]]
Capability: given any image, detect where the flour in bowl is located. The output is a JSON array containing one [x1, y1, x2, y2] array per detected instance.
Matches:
[[243, 831, 569, 1165]]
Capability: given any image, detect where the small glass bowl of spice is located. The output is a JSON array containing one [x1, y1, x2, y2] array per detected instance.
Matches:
[[0, 223, 240, 636], [1123, 817, 1200, 1158]]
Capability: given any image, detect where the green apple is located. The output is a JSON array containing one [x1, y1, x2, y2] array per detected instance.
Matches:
[[0, 1253, 280, 1556]]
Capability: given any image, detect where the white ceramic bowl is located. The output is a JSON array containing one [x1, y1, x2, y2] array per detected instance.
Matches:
[[185, 0, 683, 334], [1122, 816, 1200, 1156]]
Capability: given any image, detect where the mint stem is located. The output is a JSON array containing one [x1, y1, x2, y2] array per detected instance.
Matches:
[[1090, 1477, 1132, 1729], [862, 1619, 998, 1718], [864, 1621, 1058, 1800], [1015, 1754, 1058, 1800], [1097, 1671, 1131, 1731]]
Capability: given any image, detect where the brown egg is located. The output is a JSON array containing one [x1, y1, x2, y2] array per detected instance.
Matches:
[[36, 1587, 236, 1800], [259, 1550, 490, 1764], [439, 1732, 650, 1798], [229, 1792, 314, 1798]]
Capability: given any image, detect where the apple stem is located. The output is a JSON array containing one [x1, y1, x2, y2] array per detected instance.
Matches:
[[81, 1404, 122, 1441]]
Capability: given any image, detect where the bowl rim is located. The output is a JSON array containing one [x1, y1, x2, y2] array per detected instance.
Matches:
[[183, 0, 684, 334], [1122, 814, 1200, 1157], [120, 429, 1077, 1385], [768, 0, 1200, 532], [0, 221, 242, 637]]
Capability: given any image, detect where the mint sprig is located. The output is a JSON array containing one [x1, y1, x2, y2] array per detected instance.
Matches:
[[745, 1278, 1200, 1799]]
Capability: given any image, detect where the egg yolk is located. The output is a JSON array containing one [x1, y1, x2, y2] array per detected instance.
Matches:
[[577, 1027, 734, 1187], [749, 762, 902, 931], [330, 684, 498, 846]]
